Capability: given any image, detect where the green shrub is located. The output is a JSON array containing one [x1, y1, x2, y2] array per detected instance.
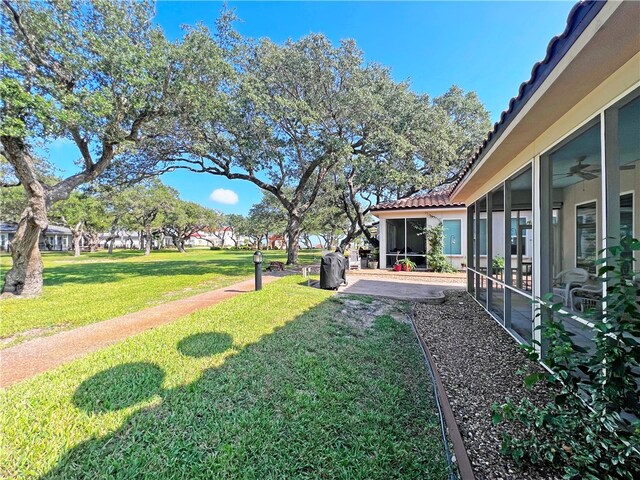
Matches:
[[426, 224, 457, 273], [492, 255, 505, 270], [492, 237, 640, 479]]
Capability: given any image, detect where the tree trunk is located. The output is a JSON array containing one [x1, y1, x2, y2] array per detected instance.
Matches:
[[1, 203, 47, 297], [301, 233, 313, 250], [172, 236, 185, 253], [72, 230, 82, 257], [108, 237, 115, 254], [360, 225, 379, 248], [88, 232, 99, 252], [140, 230, 145, 251], [144, 227, 152, 256], [285, 215, 301, 265]]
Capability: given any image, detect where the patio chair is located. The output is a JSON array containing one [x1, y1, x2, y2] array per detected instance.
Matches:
[[569, 281, 602, 313], [348, 249, 361, 270], [552, 268, 589, 307]]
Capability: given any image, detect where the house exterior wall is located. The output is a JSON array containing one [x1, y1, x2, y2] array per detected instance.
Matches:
[[374, 208, 467, 269]]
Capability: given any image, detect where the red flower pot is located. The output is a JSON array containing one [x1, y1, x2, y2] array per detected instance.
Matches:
[[393, 264, 402, 271], [402, 264, 409, 271]]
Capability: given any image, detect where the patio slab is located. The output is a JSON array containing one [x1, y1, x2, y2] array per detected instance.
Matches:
[[337, 277, 463, 303]]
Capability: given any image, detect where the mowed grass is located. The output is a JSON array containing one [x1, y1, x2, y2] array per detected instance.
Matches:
[[0, 276, 448, 479], [0, 248, 319, 345]]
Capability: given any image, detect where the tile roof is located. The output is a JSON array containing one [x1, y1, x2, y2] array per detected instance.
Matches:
[[452, 0, 605, 192], [372, 190, 464, 211], [0, 222, 72, 235]]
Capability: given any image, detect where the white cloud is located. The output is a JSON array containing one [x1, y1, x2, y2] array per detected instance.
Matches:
[[49, 137, 74, 149], [209, 188, 239, 205]]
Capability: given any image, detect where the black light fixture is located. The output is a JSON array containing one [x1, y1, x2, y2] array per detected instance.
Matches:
[[253, 250, 263, 291]]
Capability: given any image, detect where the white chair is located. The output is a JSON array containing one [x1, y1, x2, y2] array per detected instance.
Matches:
[[552, 268, 589, 306], [348, 250, 361, 270]]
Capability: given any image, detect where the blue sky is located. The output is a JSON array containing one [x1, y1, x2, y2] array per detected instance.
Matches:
[[47, 0, 576, 215]]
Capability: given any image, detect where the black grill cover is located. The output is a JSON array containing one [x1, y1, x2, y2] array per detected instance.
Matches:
[[320, 252, 347, 290]]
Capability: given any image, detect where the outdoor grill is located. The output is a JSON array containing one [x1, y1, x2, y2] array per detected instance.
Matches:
[[319, 249, 348, 290]]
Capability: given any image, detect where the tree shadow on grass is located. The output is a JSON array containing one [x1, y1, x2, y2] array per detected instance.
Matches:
[[43, 260, 252, 286], [177, 332, 234, 358], [40, 299, 448, 480], [72, 362, 165, 414]]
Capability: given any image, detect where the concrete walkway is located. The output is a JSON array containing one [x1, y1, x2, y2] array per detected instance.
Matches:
[[338, 277, 464, 303], [0, 274, 282, 389]]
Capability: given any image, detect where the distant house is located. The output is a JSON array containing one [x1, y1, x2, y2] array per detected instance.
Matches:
[[0, 222, 72, 252], [98, 231, 142, 249], [372, 190, 467, 270]]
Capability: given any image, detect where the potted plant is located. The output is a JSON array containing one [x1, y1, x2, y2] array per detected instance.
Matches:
[[398, 258, 417, 271], [392, 251, 402, 271], [369, 248, 379, 269]]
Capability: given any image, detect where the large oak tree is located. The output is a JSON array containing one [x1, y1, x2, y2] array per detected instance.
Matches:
[[0, 0, 230, 295], [134, 34, 372, 264]]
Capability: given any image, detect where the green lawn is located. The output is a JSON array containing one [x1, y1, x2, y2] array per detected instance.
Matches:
[[0, 248, 319, 346], [0, 276, 448, 479]]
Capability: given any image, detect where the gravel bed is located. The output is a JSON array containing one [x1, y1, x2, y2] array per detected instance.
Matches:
[[413, 290, 560, 480]]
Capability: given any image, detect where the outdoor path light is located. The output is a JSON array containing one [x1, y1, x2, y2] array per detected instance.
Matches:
[[253, 250, 263, 291]]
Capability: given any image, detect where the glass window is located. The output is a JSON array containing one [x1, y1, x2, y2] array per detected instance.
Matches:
[[386, 219, 405, 266], [576, 202, 597, 273], [549, 121, 602, 283], [478, 219, 487, 256], [443, 219, 462, 255], [510, 218, 527, 255], [615, 95, 639, 273], [407, 219, 427, 268], [620, 193, 633, 238], [508, 166, 533, 292], [491, 187, 505, 281], [385, 218, 427, 268]]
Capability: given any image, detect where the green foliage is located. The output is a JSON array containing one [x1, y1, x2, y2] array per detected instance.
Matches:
[[161, 199, 223, 249], [0, 186, 26, 223], [245, 194, 288, 247], [50, 191, 111, 234], [120, 179, 179, 231], [425, 223, 457, 273], [493, 237, 640, 479], [492, 255, 505, 270], [398, 258, 417, 271]]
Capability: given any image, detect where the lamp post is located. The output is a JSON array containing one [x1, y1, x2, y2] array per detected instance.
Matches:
[[253, 250, 263, 291]]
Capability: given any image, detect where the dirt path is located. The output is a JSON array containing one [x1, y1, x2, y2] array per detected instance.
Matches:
[[0, 274, 282, 388]]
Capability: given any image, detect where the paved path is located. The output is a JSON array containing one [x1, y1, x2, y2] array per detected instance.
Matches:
[[338, 277, 463, 303], [0, 274, 282, 389]]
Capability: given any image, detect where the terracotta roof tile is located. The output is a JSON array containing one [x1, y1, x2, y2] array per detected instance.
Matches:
[[372, 190, 464, 211]]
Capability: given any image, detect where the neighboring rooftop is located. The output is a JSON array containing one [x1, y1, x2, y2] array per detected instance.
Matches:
[[372, 190, 464, 212], [0, 222, 72, 235]]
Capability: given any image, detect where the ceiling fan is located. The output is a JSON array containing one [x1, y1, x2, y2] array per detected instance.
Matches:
[[554, 155, 635, 181], [554, 155, 599, 180]]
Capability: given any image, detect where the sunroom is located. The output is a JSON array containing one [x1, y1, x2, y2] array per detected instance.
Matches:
[[372, 191, 467, 270], [450, 0, 640, 351]]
